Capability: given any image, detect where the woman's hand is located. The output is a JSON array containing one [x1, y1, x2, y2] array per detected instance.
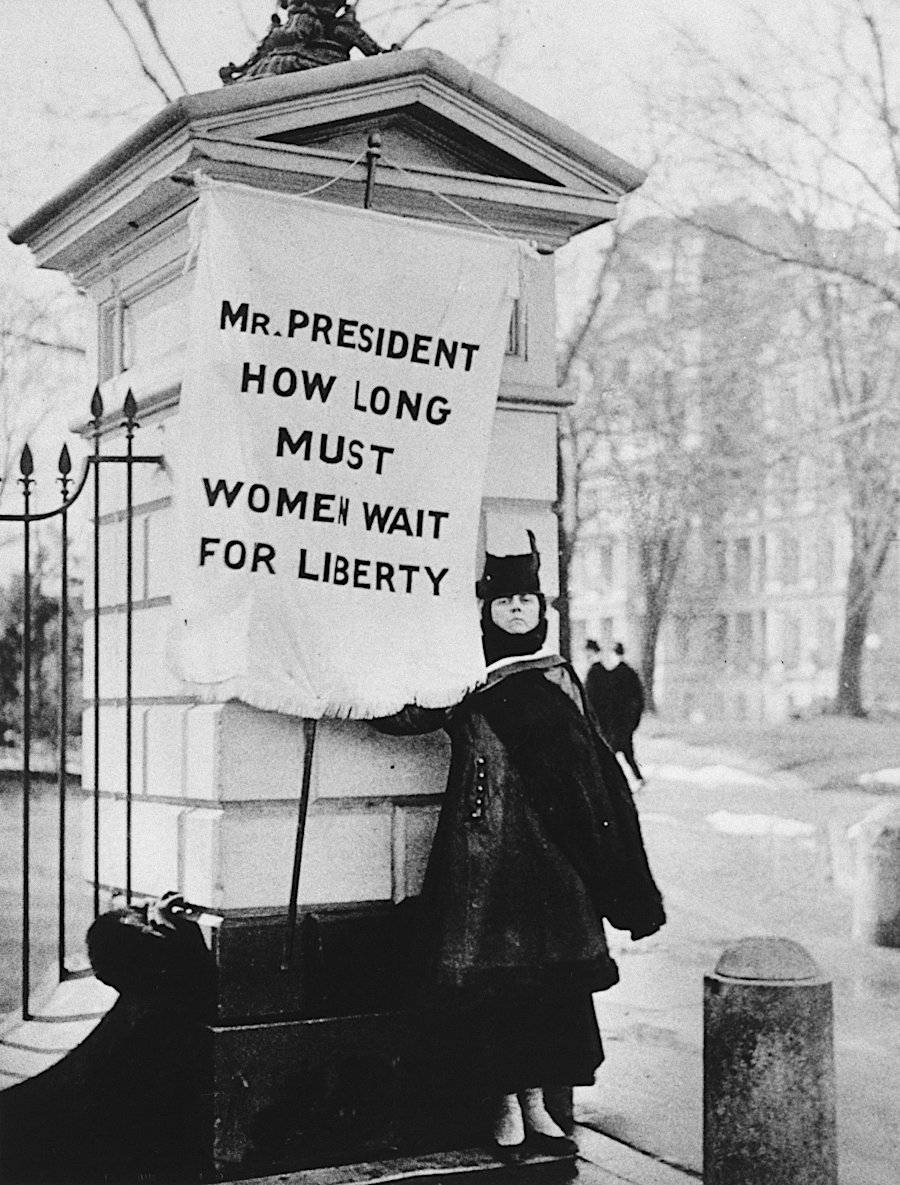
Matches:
[[146, 891, 197, 930]]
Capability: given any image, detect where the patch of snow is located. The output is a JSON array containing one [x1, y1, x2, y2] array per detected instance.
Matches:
[[847, 800, 900, 839], [644, 763, 771, 788], [858, 768, 900, 787], [706, 810, 816, 838]]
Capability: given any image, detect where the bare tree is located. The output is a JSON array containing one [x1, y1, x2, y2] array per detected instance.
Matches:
[[562, 219, 725, 706], [98, 0, 188, 104], [0, 282, 86, 508], [555, 222, 626, 662], [647, 0, 900, 715], [695, 211, 900, 717], [573, 349, 699, 711], [374, 0, 503, 47], [656, 0, 900, 307], [807, 275, 900, 714], [560, 210, 784, 708]]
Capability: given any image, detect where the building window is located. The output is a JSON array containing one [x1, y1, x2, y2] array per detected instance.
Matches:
[[599, 541, 614, 589], [758, 534, 768, 591], [758, 609, 767, 666], [817, 531, 835, 588], [780, 532, 800, 586], [613, 356, 630, 387], [713, 539, 727, 585], [782, 614, 802, 670], [734, 612, 753, 672], [582, 540, 614, 591], [780, 384, 799, 425], [581, 548, 599, 587], [772, 456, 800, 510], [571, 618, 588, 657], [714, 614, 728, 665], [816, 612, 837, 667], [733, 537, 752, 593]]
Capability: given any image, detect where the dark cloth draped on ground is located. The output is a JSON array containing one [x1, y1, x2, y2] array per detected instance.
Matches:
[[0, 914, 215, 1184]]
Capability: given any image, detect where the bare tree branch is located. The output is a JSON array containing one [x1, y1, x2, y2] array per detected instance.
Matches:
[[557, 232, 622, 389], [132, 0, 190, 95], [98, 0, 177, 105], [392, 0, 499, 47], [858, 4, 900, 210], [676, 210, 900, 308], [656, 0, 900, 296], [231, 0, 262, 42], [0, 331, 85, 356]]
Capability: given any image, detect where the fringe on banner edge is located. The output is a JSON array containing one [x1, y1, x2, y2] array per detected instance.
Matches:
[[179, 677, 483, 721]]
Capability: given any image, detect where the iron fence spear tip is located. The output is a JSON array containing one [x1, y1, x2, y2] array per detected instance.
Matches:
[[58, 443, 72, 475], [20, 444, 34, 476], [90, 387, 103, 421], [123, 389, 137, 421]]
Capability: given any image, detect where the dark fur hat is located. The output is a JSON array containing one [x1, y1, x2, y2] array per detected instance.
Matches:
[[476, 530, 541, 601]]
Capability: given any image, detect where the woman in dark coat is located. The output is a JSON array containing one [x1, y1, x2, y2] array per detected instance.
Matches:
[[376, 534, 665, 1158]]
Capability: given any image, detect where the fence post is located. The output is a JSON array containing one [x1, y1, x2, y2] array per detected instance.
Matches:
[[57, 444, 72, 981], [704, 937, 837, 1185], [20, 444, 34, 1019]]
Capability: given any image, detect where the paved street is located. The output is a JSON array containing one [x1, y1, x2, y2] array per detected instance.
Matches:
[[575, 733, 900, 1185]]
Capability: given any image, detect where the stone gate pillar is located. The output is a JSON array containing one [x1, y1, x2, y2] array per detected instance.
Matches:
[[11, 48, 643, 1174]]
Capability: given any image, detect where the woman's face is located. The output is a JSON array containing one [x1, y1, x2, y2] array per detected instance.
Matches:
[[490, 592, 541, 635]]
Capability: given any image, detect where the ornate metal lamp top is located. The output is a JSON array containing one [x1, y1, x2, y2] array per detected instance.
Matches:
[[220, 1, 400, 85]]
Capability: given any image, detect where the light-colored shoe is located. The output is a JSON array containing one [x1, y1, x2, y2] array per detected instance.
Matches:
[[493, 1092, 526, 1150], [519, 1086, 567, 1138]]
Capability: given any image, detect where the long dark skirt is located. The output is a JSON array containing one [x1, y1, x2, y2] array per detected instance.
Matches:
[[460, 980, 603, 1094]]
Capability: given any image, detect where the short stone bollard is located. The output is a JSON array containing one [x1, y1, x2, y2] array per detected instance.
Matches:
[[704, 937, 837, 1185], [850, 803, 900, 946]]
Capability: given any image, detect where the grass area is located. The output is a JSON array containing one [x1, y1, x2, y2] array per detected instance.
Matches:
[[643, 711, 900, 792]]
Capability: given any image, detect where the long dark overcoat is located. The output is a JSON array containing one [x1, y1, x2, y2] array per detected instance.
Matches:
[[377, 653, 665, 996]]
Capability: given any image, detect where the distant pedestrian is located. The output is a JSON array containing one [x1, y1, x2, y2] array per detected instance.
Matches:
[[586, 642, 645, 784], [584, 641, 611, 735]]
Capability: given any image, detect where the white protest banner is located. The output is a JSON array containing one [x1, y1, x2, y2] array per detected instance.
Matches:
[[168, 181, 526, 718]]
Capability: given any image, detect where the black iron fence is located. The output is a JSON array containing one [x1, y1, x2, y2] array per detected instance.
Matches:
[[0, 389, 162, 1020]]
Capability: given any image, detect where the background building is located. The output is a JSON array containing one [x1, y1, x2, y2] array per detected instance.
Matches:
[[569, 207, 900, 722]]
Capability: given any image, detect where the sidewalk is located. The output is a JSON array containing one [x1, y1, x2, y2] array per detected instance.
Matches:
[[572, 730, 900, 1185], [232, 1127, 698, 1185]]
